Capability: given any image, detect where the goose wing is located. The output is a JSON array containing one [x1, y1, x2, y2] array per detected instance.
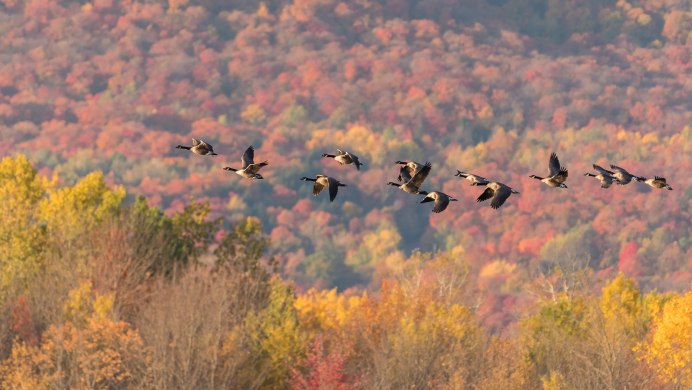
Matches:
[[548, 152, 562, 177], [609, 164, 629, 174], [593, 164, 613, 175], [408, 161, 431, 188], [199, 139, 215, 153], [490, 185, 513, 209], [245, 162, 268, 174], [398, 165, 413, 182], [346, 152, 363, 170], [326, 177, 341, 202], [191, 138, 200, 146], [241, 146, 255, 169], [471, 174, 490, 184], [432, 193, 450, 213], [653, 176, 667, 185], [477, 187, 495, 203], [313, 176, 328, 196]]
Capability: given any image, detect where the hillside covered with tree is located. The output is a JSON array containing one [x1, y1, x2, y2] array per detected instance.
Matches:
[[0, 0, 690, 375]]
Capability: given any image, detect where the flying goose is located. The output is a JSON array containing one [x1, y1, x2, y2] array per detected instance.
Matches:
[[300, 175, 347, 201], [176, 138, 218, 156], [584, 164, 619, 188], [387, 161, 431, 194], [223, 146, 268, 179], [395, 160, 422, 182], [322, 149, 364, 170], [419, 191, 458, 213], [476, 182, 519, 209], [636, 176, 673, 190], [609, 164, 643, 185], [529, 152, 568, 188], [454, 171, 490, 186]]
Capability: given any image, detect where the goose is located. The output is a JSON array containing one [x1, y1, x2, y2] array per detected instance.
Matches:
[[476, 182, 519, 209], [176, 138, 218, 156], [419, 191, 458, 213], [223, 146, 268, 179], [636, 176, 673, 190], [395, 160, 422, 182], [454, 171, 490, 186], [584, 164, 619, 188], [387, 161, 431, 194], [529, 152, 568, 188], [609, 164, 643, 185], [322, 149, 364, 170], [300, 175, 347, 201]]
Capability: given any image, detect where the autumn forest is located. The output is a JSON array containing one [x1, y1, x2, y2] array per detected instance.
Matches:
[[0, 0, 690, 388]]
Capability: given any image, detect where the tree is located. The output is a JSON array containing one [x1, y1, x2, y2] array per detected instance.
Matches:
[[639, 292, 692, 388]]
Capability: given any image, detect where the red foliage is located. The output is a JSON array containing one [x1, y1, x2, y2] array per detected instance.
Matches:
[[290, 337, 351, 390], [10, 295, 38, 347], [618, 241, 641, 278]]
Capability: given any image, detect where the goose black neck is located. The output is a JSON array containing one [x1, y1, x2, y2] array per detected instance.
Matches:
[[176, 145, 191, 150]]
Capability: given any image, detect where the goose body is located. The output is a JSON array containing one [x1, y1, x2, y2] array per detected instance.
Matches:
[[223, 146, 268, 179], [419, 191, 458, 213], [176, 138, 218, 156], [476, 182, 519, 209], [388, 162, 431, 194], [529, 152, 568, 188], [455, 171, 490, 186], [322, 149, 364, 170], [584, 164, 619, 188], [609, 164, 642, 185], [300, 175, 347, 201], [395, 160, 422, 182], [637, 176, 673, 190]]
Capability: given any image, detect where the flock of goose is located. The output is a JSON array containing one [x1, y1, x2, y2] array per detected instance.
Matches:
[[176, 138, 673, 214]]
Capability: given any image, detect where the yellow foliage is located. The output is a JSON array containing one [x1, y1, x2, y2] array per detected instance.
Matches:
[[638, 292, 692, 387], [240, 103, 267, 125], [599, 273, 645, 336], [640, 131, 658, 144], [295, 288, 362, 333], [541, 371, 567, 390], [480, 260, 517, 280], [0, 342, 50, 390], [0, 155, 53, 303], [257, 2, 270, 18], [0, 319, 150, 389], [38, 171, 125, 244], [64, 281, 115, 326]]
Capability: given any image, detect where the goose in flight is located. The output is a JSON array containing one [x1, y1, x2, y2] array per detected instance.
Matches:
[[455, 171, 490, 186], [419, 191, 458, 213], [529, 152, 568, 188], [322, 149, 364, 170], [584, 164, 618, 188], [300, 175, 347, 201], [636, 176, 673, 190], [387, 161, 431, 194], [395, 160, 422, 182], [609, 164, 643, 185], [223, 146, 268, 179], [176, 138, 218, 156], [476, 182, 519, 209]]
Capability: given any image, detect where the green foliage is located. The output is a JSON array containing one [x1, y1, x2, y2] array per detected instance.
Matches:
[[170, 201, 220, 268], [214, 216, 271, 273]]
